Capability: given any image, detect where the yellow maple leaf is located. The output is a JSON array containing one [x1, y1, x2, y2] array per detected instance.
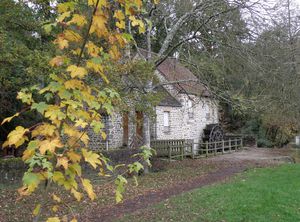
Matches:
[[46, 217, 60, 222], [63, 124, 80, 137], [116, 21, 125, 29], [45, 105, 66, 122], [101, 131, 107, 140], [22, 148, 35, 161], [57, 11, 71, 23], [1, 112, 19, 125], [52, 194, 61, 203], [39, 138, 63, 154], [17, 91, 32, 105], [63, 123, 89, 146], [114, 10, 125, 21], [90, 15, 107, 35], [134, 0, 143, 9], [87, 0, 97, 6], [67, 151, 81, 163], [56, 157, 69, 169], [64, 30, 82, 42], [52, 171, 65, 185], [32, 123, 56, 138], [33, 204, 41, 216], [86, 60, 103, 73], [71, 188, 83, 201], [129, 16, 139, 26], [4, 126, 28, 148], [82, 149, 101, 169], [66, 65, 87, 79], [115, 34, 127, 47], [81, 178, 96, 200], [54, 36, 69, 50], [64, 79, 85, 90], [57, 2, 75, 13], [109, 45, 121, 60], [129, 16, 145, 33], [138, 21, 145, 33], [75, 119, 88, 128], [18, 186, 30, 196], [49, 56, 65, 67], [86, 60, 108, 83], [80, 133, 90, 146], [67, 137, 80, 148], [52, 205, 59, 213], [68, 14, 87, 27], [85, 41, 102, 57]]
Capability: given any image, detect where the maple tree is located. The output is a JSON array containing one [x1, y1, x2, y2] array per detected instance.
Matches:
[[1, 0, 157, 221]]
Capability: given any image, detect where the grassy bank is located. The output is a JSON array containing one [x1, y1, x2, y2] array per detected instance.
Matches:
[[120, 164, 300, 222]]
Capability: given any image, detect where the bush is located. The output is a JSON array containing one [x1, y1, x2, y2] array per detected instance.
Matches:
[[257, 138, 273, 148]]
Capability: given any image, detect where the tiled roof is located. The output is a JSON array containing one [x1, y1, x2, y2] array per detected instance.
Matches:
[[156, 57, 210, 97], [138, 49, 211, 97], [155, 86, 182, 107]]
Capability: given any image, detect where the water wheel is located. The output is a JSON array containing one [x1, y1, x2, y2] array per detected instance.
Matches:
[[203, 124, 224, 143]]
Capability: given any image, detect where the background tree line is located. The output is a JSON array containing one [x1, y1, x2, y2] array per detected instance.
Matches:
[[1, 0, 300, 150], [135, 0, 300, 147]]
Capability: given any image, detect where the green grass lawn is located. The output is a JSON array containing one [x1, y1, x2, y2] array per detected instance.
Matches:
[[120, 164, 300, 222]]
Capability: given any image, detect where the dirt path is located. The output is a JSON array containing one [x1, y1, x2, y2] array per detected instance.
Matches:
[[80, 148, 294, 222]]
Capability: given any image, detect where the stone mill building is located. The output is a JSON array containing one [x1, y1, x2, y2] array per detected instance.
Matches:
[[88, 52, 219, 150]]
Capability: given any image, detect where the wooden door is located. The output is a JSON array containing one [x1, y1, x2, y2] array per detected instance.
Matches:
[[136, 111, 143, 139], [123, 112, 129, 147]]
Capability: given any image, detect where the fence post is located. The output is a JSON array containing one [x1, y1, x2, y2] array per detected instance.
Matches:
[[180, 145, 184, 160], [191, 142, 195, 159], [206, 141, 208, 157], [168, 145, 171, 162], [241, 138, 243, 150], [229, 139, 232, 153], [222, 140, 225, 154], [214, 142, 217, 156]]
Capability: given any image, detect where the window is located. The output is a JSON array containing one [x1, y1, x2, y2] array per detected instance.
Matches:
[[188, 100, 194, 118], [206, 112, 211, 121], [163, 111, 170, 132]]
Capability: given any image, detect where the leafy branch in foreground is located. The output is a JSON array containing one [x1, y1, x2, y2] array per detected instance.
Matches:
[[2, 0, 157, 221]]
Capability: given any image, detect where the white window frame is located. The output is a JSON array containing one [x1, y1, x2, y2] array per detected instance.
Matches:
[[206, 112, 211, 121], [187, 100, 194, 119], [163, 111, 170, 133]]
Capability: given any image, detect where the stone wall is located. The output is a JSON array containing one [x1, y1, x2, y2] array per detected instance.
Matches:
[[88, 113, 124, 150], [107, 113, 124, 148], [88, 97, 219, 151], [0, 158, 26, 184], [154, 94, 219, 150], [152, 70, 219, 150], [87, 71, 219, 151]]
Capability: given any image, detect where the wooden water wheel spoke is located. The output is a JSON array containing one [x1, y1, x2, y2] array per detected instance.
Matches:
[[203, 124, 224, 150]]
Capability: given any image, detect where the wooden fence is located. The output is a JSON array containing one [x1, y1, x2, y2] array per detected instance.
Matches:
[[150, 139, 193, 161], [151, 138, 243, 161], [198, 138, 243, 157]]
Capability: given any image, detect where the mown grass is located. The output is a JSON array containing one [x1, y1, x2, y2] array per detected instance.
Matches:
[[120, 164, 300, 222]]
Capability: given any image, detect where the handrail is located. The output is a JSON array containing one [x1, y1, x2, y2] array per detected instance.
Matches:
[[151, 138, 243, 161]]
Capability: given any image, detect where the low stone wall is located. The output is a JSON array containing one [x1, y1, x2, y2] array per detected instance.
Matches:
[[101, 148, 141, 164], [0, 149, 143, 184], [0, 157, 26, 184]]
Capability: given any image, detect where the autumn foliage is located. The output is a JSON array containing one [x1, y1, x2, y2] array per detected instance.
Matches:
[[1, 0, 157, 221]]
